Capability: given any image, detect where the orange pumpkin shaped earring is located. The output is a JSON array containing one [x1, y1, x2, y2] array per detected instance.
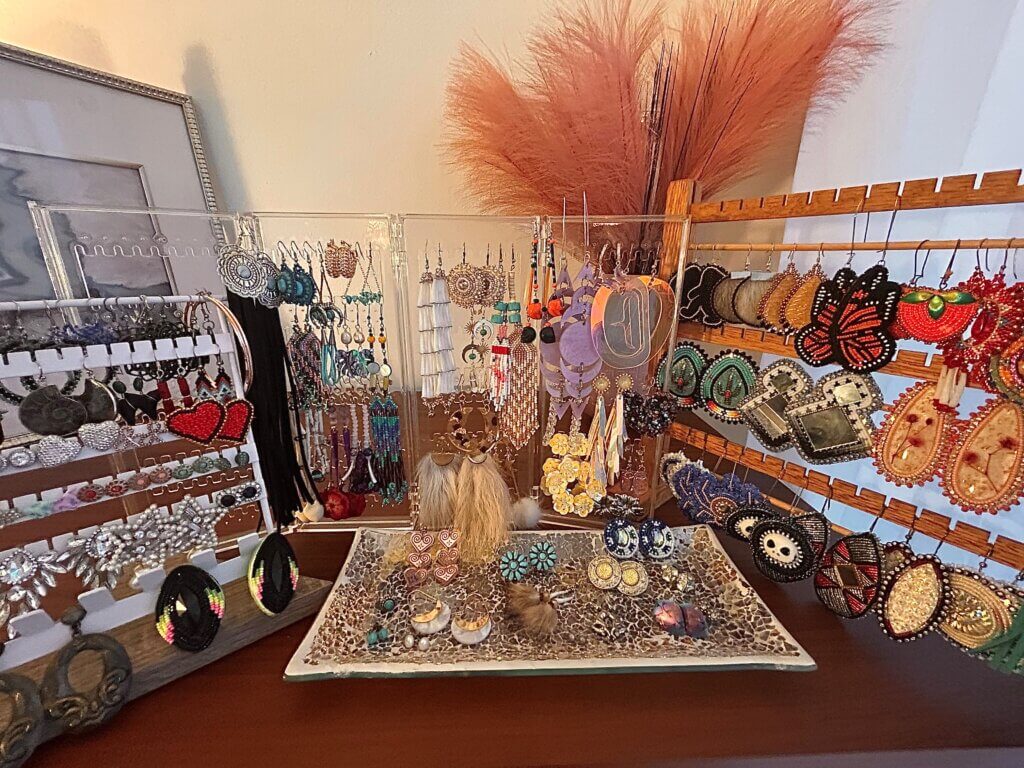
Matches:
[[896, 241, 978, 344]]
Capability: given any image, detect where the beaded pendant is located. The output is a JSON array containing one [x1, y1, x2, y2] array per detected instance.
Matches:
[[248, 532, 299, 615], [940, 268, 1024, 387], [940, 568, 1021, 652], [782, 262, 826, 333], [750, 513, 829, 583], [688, 472, 764, 528], [988, 335, 1024, 404], [656, 342, 707, 409], [813, 532, 883, 619], [941, 398, 1024, 514], [738, 359, 813, 451], [876, 556, 950, 642], [676, 263, 727, 327], [794, 265, 901, 373], [155, 566, 225, 652], [786, 371, 882, 465], [871, 381, 951, 487], [698, 350, 758, 423], [895, 286, 978, 344], [758, 262, 801, 333]]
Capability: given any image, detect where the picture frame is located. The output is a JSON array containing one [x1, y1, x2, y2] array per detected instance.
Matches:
[[0, 42, 221, 301]]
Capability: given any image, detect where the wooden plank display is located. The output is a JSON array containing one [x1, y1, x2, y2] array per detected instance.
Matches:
[[667, 423, 1024, 571], [657, 167, 1024, 577], [8, 574, 330, 749], [678, 169, 1024, 224]]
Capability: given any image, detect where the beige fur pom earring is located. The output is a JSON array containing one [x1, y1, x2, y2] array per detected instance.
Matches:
[[454, 453, 511, 563], [415, 452, 463, 529]]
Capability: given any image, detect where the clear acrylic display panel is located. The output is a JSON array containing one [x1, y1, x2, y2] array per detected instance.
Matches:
[[251, 213, 415, 527], [399, 215, 543, 504]]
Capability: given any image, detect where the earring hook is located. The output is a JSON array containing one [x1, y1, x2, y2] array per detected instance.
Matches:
[[978, 542, 995, 572], [878, 201, 899, 266], [933, 527, 951, 556], [868, 507, 885, 535], [903, 512, 919, 546]]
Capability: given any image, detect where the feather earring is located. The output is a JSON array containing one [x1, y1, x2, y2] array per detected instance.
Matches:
[[415, 452, 463, 530], [454, 453, 511, 564], [506, 583, 571, 639]]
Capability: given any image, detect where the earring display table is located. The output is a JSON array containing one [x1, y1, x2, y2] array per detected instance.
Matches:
[[24, 515, 1024, 768]]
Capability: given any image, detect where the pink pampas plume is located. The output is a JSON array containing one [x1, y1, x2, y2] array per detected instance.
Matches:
[[443, 0, 888, 216]]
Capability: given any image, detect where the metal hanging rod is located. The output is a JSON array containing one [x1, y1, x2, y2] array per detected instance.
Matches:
[[0, 294, 224, 312], [689, 237, 1023, 252]]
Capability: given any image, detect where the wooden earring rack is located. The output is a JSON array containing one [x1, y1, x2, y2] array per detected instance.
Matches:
[[660, 168, 1024, 572]]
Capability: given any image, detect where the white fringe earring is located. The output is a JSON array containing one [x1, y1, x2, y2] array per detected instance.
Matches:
[[432, 250, 456, 396], [418, 262, 439, 399]]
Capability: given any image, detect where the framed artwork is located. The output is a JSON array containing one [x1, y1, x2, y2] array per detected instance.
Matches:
[[0, 43, 220, 301]]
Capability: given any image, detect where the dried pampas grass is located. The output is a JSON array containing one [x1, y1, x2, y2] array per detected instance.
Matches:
[[454, 454, 511, 564], [444, 0, 888, 215]]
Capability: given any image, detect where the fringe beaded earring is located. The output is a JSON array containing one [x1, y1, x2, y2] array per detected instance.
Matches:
[[454, 453, 511, 564], [415, 452, 463, 529]]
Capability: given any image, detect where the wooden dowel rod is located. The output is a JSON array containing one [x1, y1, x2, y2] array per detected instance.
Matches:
[[689, 237, 1023, 252]]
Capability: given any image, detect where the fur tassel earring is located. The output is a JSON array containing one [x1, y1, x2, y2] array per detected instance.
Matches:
[[454, 453, 511, 563], [510, 496, 542, 529], [415, 452, 462, 529], [506, 583, 571, 639]]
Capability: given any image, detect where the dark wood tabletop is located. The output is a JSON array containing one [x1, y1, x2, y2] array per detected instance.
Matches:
[[29, 520, 1024, 768]]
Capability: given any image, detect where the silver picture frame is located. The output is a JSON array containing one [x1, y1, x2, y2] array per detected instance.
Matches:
[[0, 42, 220, 302]]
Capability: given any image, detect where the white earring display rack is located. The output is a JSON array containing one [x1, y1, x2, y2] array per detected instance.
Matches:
[[0, 206, 330, 736]]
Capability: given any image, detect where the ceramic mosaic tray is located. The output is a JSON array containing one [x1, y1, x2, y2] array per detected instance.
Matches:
[[285, 525, 815, 679]]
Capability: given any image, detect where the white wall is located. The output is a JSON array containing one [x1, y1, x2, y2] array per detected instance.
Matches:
[[783, 0, 1024, 573], [0, 0, 553, 213]]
